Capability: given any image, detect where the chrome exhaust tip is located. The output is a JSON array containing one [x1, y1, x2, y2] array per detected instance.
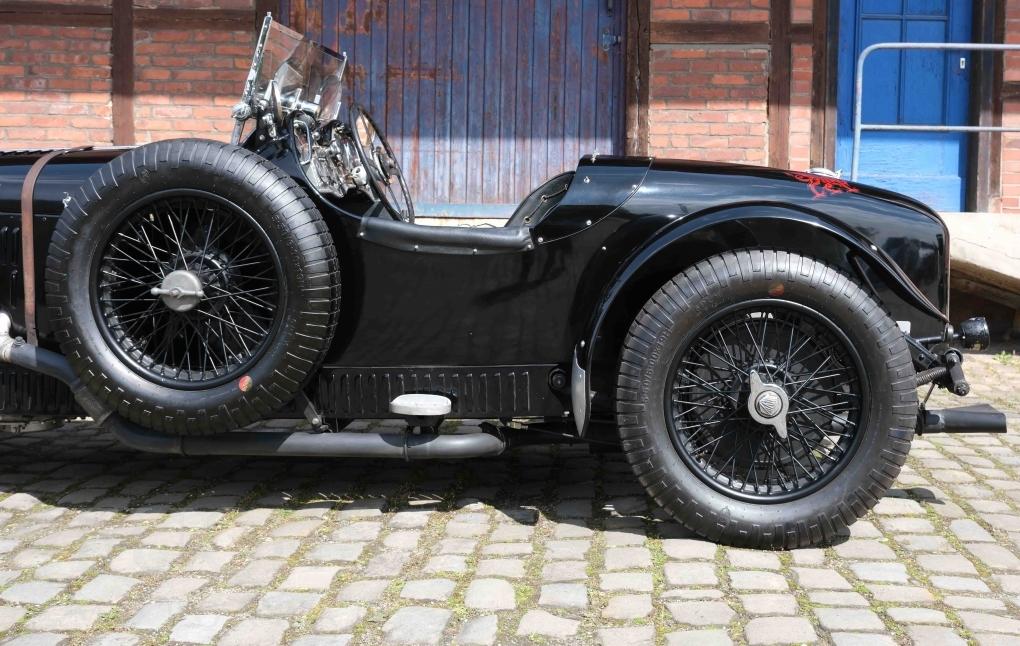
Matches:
[[920, 404, 1007, 435], [0, 311, 17, 363]]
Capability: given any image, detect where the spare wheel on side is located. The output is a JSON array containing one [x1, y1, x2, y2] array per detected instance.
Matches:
[[45, 139, 341, 435]]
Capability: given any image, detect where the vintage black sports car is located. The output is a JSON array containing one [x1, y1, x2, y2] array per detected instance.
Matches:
[[0, 16, 1005, 548]]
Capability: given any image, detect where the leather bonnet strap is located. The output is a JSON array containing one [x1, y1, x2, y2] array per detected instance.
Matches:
[[20, 146, 92, 346]]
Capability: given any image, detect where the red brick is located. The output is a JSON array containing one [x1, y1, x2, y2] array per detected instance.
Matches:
[[709, 123, 748, 136]]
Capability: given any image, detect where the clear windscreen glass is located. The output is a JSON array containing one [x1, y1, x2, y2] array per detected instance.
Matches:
[[253, 20, 346, 123]]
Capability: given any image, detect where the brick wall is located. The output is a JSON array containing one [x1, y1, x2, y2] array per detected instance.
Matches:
[[647, 0, 818, 171], [651, 0, 770, 22], [648, 0, 816, 171], [648, 0, 775, 167], [0, 23, 113, 148], [0, 1, 248, 150], [648, 46, 769, 164], [788, 41, 812, 170], [133, 25, 250, 143], [1, 0, 1017, 216]]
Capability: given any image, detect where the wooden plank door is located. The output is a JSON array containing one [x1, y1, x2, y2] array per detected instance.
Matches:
[[279, 0, 626, 217]]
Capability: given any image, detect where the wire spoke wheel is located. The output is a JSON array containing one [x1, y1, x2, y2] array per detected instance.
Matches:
[[667, 302, 866, 503], [52, 140, 339, 435], [93, 190, 284, 388], [618, 251, 913, 547]]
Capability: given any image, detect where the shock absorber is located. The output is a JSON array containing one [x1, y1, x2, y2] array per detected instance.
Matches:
[[913, 349, 969, 396], [915, 366, 947, 387]]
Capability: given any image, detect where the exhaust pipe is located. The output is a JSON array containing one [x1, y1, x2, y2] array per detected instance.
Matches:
[[108, 420, 506, 459], [919, 404, 1008, 435], [0, 312, 76, 388], [0, 312, 506, 459], [0, 313, 110, 421]]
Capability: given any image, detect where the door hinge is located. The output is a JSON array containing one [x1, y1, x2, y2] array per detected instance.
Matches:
[[601, 28, 621, 52]]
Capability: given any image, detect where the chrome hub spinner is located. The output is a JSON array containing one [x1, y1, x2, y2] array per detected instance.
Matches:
[[150, 269, 205, 313], [747, 370, 790, 439]]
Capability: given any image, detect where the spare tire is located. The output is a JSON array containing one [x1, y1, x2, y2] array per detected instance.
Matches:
[[46, 139, 340, 435]]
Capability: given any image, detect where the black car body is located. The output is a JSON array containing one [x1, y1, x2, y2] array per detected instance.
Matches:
[[0, 147, 950, 432]]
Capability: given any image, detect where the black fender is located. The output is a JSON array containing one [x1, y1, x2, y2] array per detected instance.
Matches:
[[575, 203, 947, 434]]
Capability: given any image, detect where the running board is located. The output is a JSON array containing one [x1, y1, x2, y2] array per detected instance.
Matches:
[[918, 404, 1008, 435]]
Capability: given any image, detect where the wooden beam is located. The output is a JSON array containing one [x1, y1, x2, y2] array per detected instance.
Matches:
[[290, 0, 307, 35], [0, 3, 251, 29], [651, 21, 770, 45], [625, 0, 650, 156], [111, 0, 134, 146], [0, 2, 110, 26], [134, 9, 252, 29], [255, 0, 281, 30], [791, 23, 812, 43], [305, 0, 322, 40], [1004, 81, 1020, 101], [0, 1, 109, 15], [971, 0, 1006, 211], [768, 0, 792, 169], [810, 0, 839, 169]]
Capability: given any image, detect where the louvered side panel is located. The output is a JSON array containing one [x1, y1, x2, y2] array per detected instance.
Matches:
[[0, 366, 80, 417], [0, 225, 22, 322], [0, 225, 20, 267], [316, 365, 562, 419]]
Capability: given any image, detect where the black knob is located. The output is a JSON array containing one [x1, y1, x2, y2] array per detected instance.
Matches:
[[549, 368, 568, 390], [958, 317, 990, 350]]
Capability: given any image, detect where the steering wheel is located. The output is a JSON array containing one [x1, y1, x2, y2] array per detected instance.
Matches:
[[349, 103, 415, 223]]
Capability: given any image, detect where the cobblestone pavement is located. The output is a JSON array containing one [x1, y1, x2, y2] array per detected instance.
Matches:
[[0, 349, 1018, 645]]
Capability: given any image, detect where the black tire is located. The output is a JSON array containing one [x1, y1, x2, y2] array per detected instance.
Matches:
[[616, 249, 917, 549], [46, 139, 341, 435]]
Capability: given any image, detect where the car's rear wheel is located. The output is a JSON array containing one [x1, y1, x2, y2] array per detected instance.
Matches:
[[47, 139, 341, 435], [616, 249, 917, 548]]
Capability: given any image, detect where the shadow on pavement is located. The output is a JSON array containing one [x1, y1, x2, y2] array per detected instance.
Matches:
[[4, 424, 954, 550]]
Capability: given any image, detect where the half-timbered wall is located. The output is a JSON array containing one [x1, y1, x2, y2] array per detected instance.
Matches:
[[0, 0, 1017, 218], [644, 0, 813, 170], [0, 0, 255, 149]]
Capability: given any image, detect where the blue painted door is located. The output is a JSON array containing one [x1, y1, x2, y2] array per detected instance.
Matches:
[[836, 0, 972, 211], [280, 0, 625, 217]]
